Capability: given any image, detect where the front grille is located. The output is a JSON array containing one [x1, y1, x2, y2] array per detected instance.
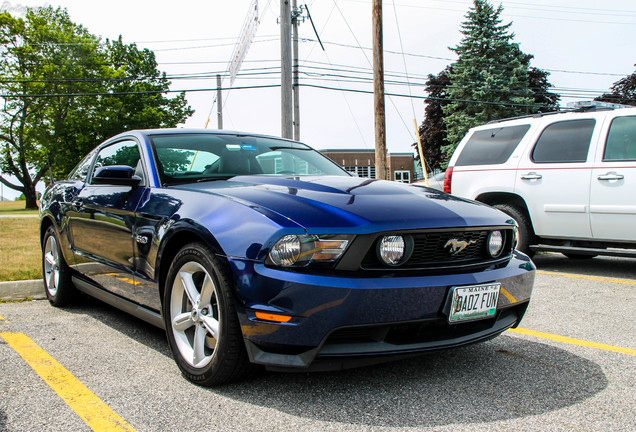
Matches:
[[360, 228, 513, 271], [409, 230, 488, 265]]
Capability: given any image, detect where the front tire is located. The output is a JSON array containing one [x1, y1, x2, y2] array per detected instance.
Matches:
[[163, 243, 253, 386], [493, 204, 536, 258], [42, 226, 75, 306]]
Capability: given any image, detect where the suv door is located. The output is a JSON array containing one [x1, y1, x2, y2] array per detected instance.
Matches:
[[590, 114, 636, 241], [514, 118, 599, 239]]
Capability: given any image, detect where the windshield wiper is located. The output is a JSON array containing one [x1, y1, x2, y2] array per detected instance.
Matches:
[[195, 176, 232, 183]]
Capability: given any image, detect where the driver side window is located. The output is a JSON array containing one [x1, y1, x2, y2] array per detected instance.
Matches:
[[90, 140, 143, 185]]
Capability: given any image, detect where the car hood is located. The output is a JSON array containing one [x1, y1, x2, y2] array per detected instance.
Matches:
[[175, 176, 510, 233]]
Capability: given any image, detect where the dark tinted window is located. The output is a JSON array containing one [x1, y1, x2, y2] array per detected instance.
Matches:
[[455, 125, 530, 166], [532, 119, 595, 163], [604, 116, 636, 161]]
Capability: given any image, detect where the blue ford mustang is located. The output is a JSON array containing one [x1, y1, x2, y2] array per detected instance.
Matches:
[[39, 129, 535, 385]]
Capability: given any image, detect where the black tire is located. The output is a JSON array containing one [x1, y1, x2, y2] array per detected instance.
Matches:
[[493, 204, 536, 258], [42, 226, 76, 306], [163, 243, 253, 386]]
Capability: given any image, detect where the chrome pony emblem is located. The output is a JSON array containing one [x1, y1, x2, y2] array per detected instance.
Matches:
[[445, 239, 477, 256]]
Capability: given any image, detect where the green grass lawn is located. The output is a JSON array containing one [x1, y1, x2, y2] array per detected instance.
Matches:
[[0, 205, 41, 281], [0, 200, 39, 216]]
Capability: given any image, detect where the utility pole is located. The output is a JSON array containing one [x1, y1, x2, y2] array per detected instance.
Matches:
[[372, 0, 387, 180], [216, 74, 223, 129], [292, 0, 300, 141], [280, 0, 293, 139]]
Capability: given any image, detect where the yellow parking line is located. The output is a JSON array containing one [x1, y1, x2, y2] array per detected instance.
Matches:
[[0, 315, 8, 323], [499, 287, 517, 303], [508, 328, 636, 357], [536, 270, 636, 285], [0, 332, 136, 432]]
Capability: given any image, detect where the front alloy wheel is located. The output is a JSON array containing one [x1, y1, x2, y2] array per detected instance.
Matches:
[[163, 243, 253, 386], [169, 261, 221, 369], [42, 226, 75, 306]]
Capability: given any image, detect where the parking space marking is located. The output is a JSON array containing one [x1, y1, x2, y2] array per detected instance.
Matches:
[[0, 332, 137, 432], [537, 270, 636, 285], [509, 328, 636, 357], [500, 287, 517, 303], [0, 315, 8, 323]]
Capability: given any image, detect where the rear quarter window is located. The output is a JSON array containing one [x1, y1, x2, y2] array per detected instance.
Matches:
[[455, 124, 530, 166], [531, 119, 595, 163]]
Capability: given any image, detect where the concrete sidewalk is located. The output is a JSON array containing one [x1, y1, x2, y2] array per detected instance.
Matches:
[[0, 279, 46, 301]]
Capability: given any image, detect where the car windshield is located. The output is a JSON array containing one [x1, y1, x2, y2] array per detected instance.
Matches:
[[149, 133, 349, 185]]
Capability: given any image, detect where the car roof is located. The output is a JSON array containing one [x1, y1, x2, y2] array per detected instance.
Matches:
[[137, 128, 294, 142]]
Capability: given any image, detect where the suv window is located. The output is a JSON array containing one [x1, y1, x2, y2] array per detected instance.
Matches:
[[455, 124, 530, 166], [604, 116, 636, 161], [532, 119, 595, 163]]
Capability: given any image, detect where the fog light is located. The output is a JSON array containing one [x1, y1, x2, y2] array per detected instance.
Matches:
[[378, 235, 405, 266], [269, 235, 301, 266], [488, 231, 504, 257]]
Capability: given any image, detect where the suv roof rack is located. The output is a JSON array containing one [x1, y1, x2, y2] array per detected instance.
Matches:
[[486, 101, 633, 125]]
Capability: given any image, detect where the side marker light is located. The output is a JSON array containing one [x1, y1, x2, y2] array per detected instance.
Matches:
[[254, 312, 292, 323]]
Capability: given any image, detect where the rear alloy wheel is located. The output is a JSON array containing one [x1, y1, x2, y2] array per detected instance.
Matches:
[[493, 204, 536, 258], [42, 226, 75, 306], [163, 243, 253, 386]]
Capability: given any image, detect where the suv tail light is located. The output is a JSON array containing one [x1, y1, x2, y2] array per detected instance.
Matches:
[[443, 166, 453, 194]]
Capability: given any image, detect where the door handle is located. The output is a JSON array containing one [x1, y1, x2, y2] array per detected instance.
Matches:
[[520, 172, 542, 181], [597, 172, 624, 181]]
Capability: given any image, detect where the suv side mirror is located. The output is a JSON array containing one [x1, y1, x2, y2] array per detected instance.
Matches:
[[92, 165, 142, 187]]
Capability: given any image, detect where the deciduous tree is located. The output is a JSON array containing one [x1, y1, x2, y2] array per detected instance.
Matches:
[[0, 7, 193, 209], [595, 68, 636, 106]]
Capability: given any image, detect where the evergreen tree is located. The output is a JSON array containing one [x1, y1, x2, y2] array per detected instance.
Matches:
[[441, 0, 535, 162], [595, 68, 636, 106], [416, 37, 559, 169]]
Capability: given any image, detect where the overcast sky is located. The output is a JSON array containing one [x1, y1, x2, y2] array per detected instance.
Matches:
[[1, 0, 635, 200]]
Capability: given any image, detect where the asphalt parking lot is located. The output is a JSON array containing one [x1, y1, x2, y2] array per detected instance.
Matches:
[[1, 254, 634, 432]]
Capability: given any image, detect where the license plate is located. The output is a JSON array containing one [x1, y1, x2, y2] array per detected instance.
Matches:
[[448, 283, 500, 323]]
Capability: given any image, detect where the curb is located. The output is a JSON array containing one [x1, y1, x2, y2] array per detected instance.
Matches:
[[0, 279, 46, 301]]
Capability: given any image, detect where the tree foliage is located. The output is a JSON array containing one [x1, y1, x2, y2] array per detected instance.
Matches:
[[0, 7, 193, 208], [595, 67, 636, 106], [414, 67, 451, 173], [421, 0, 559, 166]]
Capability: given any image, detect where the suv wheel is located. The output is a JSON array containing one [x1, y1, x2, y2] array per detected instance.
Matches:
[[493, 204, 535, 258]]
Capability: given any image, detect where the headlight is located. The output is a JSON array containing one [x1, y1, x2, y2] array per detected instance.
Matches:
[[269, 235, 302, 266], [487, 230, 504, 257], [268, 234, 352, 267]]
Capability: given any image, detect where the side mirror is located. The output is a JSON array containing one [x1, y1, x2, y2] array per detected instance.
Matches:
[[92, 165, 142, 186]]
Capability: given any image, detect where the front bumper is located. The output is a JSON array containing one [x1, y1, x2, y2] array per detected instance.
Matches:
[[228, 252, 535, 371]]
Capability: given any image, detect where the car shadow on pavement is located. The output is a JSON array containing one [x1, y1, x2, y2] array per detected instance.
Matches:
[[532, 253, 636, 280], [68, 297, 607, 428], [216, 336, 607, 428]]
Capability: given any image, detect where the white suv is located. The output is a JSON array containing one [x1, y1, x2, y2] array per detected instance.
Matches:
[[445, 104, 636, 258]]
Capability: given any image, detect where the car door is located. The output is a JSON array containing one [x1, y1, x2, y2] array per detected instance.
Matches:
[[69, 138, 146, 302], [514, 117, 599, 239], [590, 114, 636, 242]]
